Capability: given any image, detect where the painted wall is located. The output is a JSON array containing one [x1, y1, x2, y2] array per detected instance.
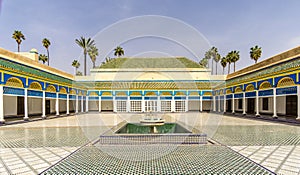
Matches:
[[188, 101, 200, 111], [202, 101, 211, 111], [69, 100, 75, 112], [4, 96, 17, 116], [59, 100, 67, 113], [101, 101, 113, 111], [89, 101, 99, 111], [28, 97, 42, 114]]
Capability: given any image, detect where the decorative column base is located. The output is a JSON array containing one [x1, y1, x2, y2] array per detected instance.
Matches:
[[242, 113, 247, 116], [272, 115, 278, 119], [0, 120, 5, 124], [23, 117, 29, 121], [255, 114, 260, 117], [42, 115, 47, 119], [296, 117, 300, 120], [232, 112, 235, 115]]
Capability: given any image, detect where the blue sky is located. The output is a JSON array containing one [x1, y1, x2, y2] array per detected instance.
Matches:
[[1, 0, 300, 74]]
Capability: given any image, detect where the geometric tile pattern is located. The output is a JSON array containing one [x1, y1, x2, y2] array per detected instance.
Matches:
[[41, 145, 274, 174], [212, 125, 300, 146], [0, 127, 89, 148]]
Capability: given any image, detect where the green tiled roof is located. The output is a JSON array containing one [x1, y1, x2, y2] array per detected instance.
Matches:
[[99, 57, 202, 69]]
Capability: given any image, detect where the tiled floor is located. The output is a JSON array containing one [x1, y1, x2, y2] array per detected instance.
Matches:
[[0, 113, 299, 174]]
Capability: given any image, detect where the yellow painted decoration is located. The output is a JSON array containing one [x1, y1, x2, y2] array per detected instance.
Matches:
[[226, 89, 232, 94], [5, 77, 24, 88], [102, 91, 112, 96], [259, 81, 272, 90], [235, 87, 242, 93], [59, 87, 67, 94], [145, 91, 156, 96], [29, 82, 42, 90], [203, 92, 212, 96], [69, 89, 76, 95], [160, 91, 172, 96], [277, 77, 296, 87], [175, 91, 185, 96], [130, 91, 142, 96], [189, 92, 199, 96], [89, 92, 98, 96], [245, 84, 255, 92], [46, 85, 56, 92], [116, 91, 127, 96]]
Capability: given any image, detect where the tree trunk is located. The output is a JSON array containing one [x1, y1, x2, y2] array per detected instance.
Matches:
[[228, 64, 230, 74], [255, 59, 257, 64], [211, 59, 214, 75], [215, 63, 218, 75], [93, 61, 95, 68], [234, 62, 236, 72], [47, 49, 50, 66], [84, 50, 87, 76], [18, 44, 20, 52]]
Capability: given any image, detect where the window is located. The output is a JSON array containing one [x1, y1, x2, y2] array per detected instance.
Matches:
[[238, 99, 242, 109], [145, 101, 157, 112], [161, 101, 171, 112], [175, 101, 185, 112], [262, 98, 269, 110], [116, 101, 127, 112], [130, 101, 142, 112]]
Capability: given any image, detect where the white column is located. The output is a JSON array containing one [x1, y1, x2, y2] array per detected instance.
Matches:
[[0, 86, 5, 124], [81, 96, 84, 113], [126, 96, 130, 112], [24, 88, 29, 120], [256, 90, 260, 117], [273, 88, 277, 118], [243, 92, 246, 115], [56, 92, 59, 116], [213, 96, 216, 112], [232, 94, 235, 114], [42, 90, 46, 118], [223, 95, 226, 113], [185, 98, 188, 112], [98, 96, 101, 112], [86, 96, 89, 113], [297, 86, 300, 120], [171, 96, 176, 112], [66, 94, 69, 115], [113, 96, 117, 112], [75, 95, 78, 113], [218, 96, 221, 112], [141, 96, 145, 112], [200, 96, 203, 112]]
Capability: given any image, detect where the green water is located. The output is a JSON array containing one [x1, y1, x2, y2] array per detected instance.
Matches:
[[116, 123, 191, 134]]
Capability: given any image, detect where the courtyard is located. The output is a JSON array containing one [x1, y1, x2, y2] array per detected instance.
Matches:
[[0, 113, 299, 174]]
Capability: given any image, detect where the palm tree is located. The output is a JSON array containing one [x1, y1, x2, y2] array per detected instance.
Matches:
[[230, 50, 240, 72], [199, 58, 208, 68], [75, 37, 95, 75], [226, 52, 233, 74], [88, 45, 99, 68], [114, 46, 124, 57], [38, 54, 48, 64], [42, 38, 51, 66], [250, 45, 262, 63], [72, 60, 80, 75], [12, 30, 25, 52], [204, 49, 212, 72], [220, 57, 227, 74], [214, 53, 221, 75]]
